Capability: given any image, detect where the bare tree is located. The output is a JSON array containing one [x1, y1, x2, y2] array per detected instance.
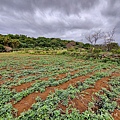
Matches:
[[85, 30, 103, 46], [85, 30, 103, 52], [85, 34, 94, 45], [92, 30, 103, 45], [103, 28, 116, 51]]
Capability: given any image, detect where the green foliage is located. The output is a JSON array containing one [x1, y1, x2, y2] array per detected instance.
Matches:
[[0, 34, 85, 52], [111, 48, 120, 54], [93, 48, 102, 53], [106, 42, 119, 51], [83, 43, 92, 49], [0, 44, 5, 52], [0, 54, 119, 119]]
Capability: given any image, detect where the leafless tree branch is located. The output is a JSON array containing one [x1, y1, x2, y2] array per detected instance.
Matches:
[[85, 30, 103, 45]]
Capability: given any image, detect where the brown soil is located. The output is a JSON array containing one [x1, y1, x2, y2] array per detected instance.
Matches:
[[0, 76, 3, 85], [0, 81, 4, 85], [0, 78, 13, 86], [11, 77, 48, 92], [12, 81, 35, 92], [61, 77, 109, 112], [70, 98, 88, 113], [70, 70, 79, 76], [11, 69, 81, 92], [116, 98, 120, 106], [58, 72, 120, 114], [12, 72, 93, 116], [111, 98, 120, 120], [58, 98, 87, 114], [112, 109, 120, 120], [0, 67, 6, 70], [55, 73, 67, 80], [40, 77, 48, 81], [22, 66, 33, 69]]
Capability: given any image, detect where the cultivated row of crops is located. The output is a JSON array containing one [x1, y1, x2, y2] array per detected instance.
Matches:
[[0, 53, 120, 120]]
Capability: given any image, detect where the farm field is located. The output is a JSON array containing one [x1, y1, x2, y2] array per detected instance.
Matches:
[[0, 53, 120, 120]]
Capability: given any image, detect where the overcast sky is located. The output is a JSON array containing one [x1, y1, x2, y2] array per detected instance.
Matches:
[[0, 0, 120, 44]]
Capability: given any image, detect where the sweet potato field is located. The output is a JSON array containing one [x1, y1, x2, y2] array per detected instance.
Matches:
[[0, 53, 120, 120]]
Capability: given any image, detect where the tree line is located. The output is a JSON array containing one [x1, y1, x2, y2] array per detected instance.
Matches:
[[0, 34, 90, 51], [0, 29, 119, 53]]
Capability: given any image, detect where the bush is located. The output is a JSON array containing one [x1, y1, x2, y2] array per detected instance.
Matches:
[[93, 49, 102, 53], [111, 48, 120, 54], [0, 44, 5, 52]]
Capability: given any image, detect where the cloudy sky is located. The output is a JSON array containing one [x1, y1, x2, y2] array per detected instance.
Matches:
[[0, 0, 120, 44]]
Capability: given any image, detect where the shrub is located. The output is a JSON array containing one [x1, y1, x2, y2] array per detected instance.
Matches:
[[0, 44, 5, 52], [111, 48, 120, 54], [93, 48, 102, 53]]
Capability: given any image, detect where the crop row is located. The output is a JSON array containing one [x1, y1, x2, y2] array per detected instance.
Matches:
[[0, 57, 95, 82], [0, 54, 120, 120], [11, 64, 116, 103], [90, 76, 120, 113], [13, 71, 120, 119], [1, 62, 96, 87]]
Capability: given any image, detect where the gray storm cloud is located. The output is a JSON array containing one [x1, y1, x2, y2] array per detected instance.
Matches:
[[0, 0, 120, 44]]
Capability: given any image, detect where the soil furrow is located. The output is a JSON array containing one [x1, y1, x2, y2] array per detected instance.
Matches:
[[12, 72, 93, 116], [11, 69, 81, 92], [58, 72, 120, 119], [111, 109, 120, 120]]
